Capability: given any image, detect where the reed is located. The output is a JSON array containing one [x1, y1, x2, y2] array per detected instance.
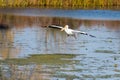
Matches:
[[0, 0, 120, 9]]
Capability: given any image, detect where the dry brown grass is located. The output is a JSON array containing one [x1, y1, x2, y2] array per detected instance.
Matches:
[[0, 0, 120, 9]]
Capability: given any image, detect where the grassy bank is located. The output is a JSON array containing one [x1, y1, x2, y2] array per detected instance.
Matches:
[[0, 0, 120, 9]]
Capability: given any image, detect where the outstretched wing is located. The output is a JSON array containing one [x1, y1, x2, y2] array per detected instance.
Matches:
[[72, 30, 96, 38], [48, 25, 63, 29]]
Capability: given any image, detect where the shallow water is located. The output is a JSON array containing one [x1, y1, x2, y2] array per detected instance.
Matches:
[[0, 8, 120, 80]]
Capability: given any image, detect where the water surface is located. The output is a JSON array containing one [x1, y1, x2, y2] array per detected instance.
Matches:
[[0, 9, 120, 80], [0, 8, 120, 20]]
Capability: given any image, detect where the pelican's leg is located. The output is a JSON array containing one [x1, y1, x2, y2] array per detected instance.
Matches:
[[67, 34, 70, 36], [67, 34, 77, 39]]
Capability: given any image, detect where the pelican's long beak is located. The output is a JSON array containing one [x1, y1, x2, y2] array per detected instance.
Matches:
[[61, 28, 65, 31]]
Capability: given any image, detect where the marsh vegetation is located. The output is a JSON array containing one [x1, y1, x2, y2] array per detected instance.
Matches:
[[0, 0, 120, 9]]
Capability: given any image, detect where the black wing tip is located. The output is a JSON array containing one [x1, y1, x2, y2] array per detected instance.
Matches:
[[79, 32, 96, 38], [48, 25, 62, 29], [48, 25, 57, 28], [47, 25, 56, 27], [89, 34, 96, 38], [48, 25, 53, 28]]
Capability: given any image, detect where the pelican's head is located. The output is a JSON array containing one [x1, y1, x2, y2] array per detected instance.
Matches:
[[61, 25, 69, 31]]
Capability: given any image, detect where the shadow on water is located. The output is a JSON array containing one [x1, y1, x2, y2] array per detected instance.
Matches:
[[0, 9, 120, 80]]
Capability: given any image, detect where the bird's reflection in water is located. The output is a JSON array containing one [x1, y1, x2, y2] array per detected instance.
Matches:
[[44, 27, 67, 53]]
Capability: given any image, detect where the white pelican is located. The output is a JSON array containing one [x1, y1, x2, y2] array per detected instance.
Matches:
[[48, 25, 95, 38]]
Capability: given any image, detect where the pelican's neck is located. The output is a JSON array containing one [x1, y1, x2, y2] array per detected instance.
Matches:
[[64, 25, 69, 30]]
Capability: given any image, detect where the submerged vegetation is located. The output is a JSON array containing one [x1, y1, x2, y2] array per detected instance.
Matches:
[[0, 54, 78, 65], [0, 0, 120, 9], [95, 49, 115, 53]]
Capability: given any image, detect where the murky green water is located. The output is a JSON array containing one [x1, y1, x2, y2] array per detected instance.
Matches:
[[0, 8, 120, 80]]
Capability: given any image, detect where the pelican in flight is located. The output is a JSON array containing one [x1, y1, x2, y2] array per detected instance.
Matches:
[[48, 25, 95, 38]]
